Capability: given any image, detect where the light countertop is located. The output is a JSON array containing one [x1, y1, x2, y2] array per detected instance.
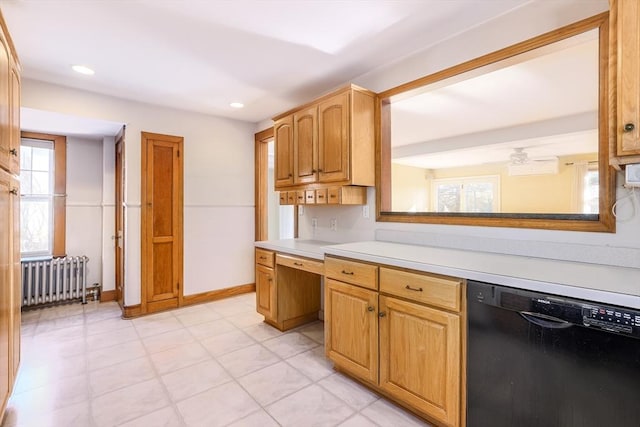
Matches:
[[255, 239, 640, 308]]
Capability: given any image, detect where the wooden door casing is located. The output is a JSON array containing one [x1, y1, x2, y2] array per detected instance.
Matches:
[[325, 278, 378, 383], [8, 176, 19, 384], [379, 295, 461, 427], [141, 132, 183, 314], [293, 106, 318, 185], [115, 132, 125, 307], [274, 116, 294, 188], [318, 92, 350, 183]]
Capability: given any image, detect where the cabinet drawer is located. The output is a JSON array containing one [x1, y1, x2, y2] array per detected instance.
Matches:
[[276, 254, 324, 275], [325, 257, 378, 290], [255, 248, 275, 268], [380, 267, 461, 312]]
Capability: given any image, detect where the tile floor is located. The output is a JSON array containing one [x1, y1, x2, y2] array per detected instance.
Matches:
[[1, 293, 431, 427]]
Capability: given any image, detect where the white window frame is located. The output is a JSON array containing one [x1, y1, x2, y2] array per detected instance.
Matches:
[[430, 175, 501, 213]]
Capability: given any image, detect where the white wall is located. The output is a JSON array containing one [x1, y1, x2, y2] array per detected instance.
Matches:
[[22, 80, 256, 306], [298, 1, 640, 290], [65, 136, 104, 287]]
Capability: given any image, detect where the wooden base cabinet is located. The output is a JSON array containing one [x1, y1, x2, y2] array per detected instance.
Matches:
[[379, 296, 460, 427], [255, 249, 322, 331], [325, 256, 464, 427], [325, 278, 378, 383]]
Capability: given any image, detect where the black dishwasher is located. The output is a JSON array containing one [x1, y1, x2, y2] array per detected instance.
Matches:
[[467, 280, 640, 427]]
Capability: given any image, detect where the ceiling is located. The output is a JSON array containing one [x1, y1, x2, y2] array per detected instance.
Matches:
[[1, 0, 533, 124]]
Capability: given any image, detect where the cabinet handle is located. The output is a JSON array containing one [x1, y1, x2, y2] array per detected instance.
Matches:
[[318, 169, 323, 172], [312, 169, 317, 173], [379, 312, 386, 317], [405, 285, 423, 292], [9, 188, 18, 195], [268, 278, 273, 282], [294, 262, 303, 267], [341, 270, 354, 275], [259, 256, 266, 260], [367, 306, 375, 312], [9, 148, 17, 156], [624, 123, 635, 133]]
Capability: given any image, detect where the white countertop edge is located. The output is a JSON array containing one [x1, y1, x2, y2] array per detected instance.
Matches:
[[254, 240, 328, 261], [324, 247, 640, 310]]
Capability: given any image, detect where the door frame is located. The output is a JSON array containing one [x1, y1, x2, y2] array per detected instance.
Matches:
[[114, 126, 126, 307], [255, 127, 297, 241], [140, 131, 184, 314]]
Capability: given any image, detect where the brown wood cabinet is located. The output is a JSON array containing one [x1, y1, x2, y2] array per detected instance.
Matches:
[[273, 84, 375, 191], [254, 249, 322, 331], [255, 249, 276, 322], [278, 186, 367, 206], [324, 256, 464, 427], [611, 0, 640, 165], [274, 116, 294, 187], [0, 11, 20, 419]]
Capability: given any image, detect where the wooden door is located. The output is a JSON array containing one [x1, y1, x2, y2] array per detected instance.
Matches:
[[255, 264, 275, 321], [379, 296, 460, 427], [115, 130, 125, 307], [0, 169, 10, 414], [274, 116, 294, 188], [9, 176, 19, 385], [141, 132, 183, 314], [8, 63, 19, 175], [293, 107, 318, 185], [614, 0, 640, 155], [318, 91, 350, 183], [325, 278, 378, 383]]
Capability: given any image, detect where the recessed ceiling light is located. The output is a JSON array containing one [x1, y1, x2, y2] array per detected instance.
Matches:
[[230, 102, 244, 109], [72, 65, 95, 75]]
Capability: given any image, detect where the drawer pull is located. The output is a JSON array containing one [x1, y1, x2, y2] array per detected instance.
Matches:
[[341, 270, 354, 275], [405, 285, 423, 292], [294, 262, 303, 267], [379, 312, 386, 318], [259, 256, 267, 260], [367, 306, 375, 312]]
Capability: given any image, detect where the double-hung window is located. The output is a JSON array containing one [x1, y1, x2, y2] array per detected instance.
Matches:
[[431, 175, 500, 213], [20, 133, 66, 258]]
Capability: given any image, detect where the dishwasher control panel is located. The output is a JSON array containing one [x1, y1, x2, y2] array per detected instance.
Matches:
[[582, 305, 640, 338]]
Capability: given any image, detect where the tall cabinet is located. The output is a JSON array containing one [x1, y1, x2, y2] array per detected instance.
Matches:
[[0, 10, 21, 419]]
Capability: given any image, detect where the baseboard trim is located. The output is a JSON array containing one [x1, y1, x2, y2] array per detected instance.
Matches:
[[122, 304, 142, 318], [183, 283, 255, 306], [100, 290, 117, 302]]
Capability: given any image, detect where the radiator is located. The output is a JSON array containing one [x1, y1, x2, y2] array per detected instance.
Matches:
[[21, 256, 90, 307]]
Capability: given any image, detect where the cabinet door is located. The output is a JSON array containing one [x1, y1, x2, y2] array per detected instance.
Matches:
[[9, 63, 20, 175], [0, 32, 9, 172], [379, 296, 460, 427], [293, 107, 318, 185], [274, 116, 294, 188], [616, 0, 640, 156], [256, 264, 276, 321], [0, 170, 11, 413], [325, 278, 378, 383], [318, 92, 350, 183], [9, 176, 19, 384]]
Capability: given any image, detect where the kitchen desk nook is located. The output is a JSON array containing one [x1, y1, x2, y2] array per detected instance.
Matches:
[[254, 238, 640, 427]]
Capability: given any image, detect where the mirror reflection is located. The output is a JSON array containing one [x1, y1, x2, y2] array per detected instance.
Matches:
[[387, 29, 600, 216]]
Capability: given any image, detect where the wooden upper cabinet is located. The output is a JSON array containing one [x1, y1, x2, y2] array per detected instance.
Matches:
[[293, 107, 318, 185], [9, 63, 19, 175], [318, 91, 350, 183], [274, 116, 294, 188], [613, 0, 640, 159], [0, 31, 9, 173], [273, 84, 375, 189]]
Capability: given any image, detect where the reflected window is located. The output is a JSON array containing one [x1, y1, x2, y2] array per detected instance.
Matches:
[[432, 176, 499, 213]]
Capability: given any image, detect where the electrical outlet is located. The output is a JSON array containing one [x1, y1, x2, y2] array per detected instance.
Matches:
[[362, 205, 370, 218], [311, 218, 318, 228], [330, 218, 338, 231]]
